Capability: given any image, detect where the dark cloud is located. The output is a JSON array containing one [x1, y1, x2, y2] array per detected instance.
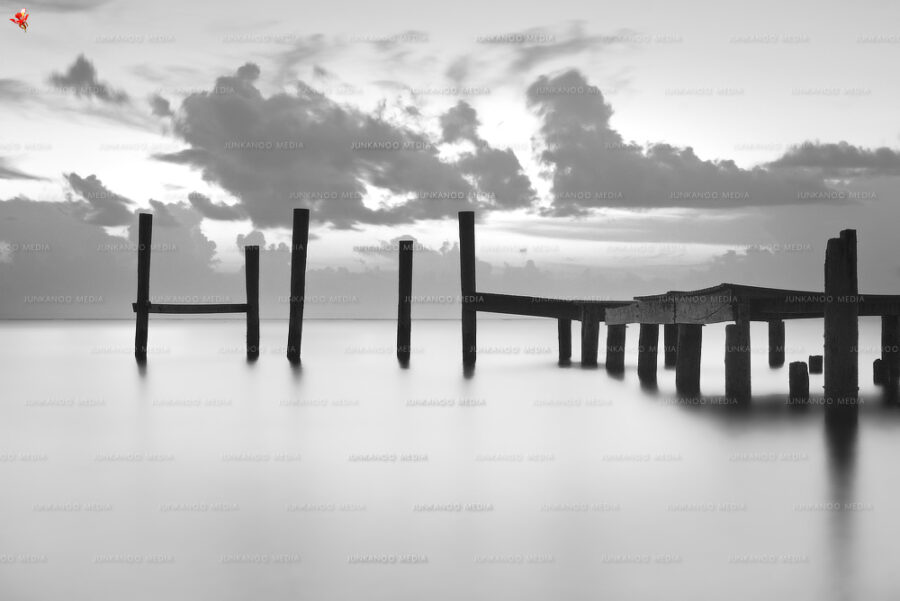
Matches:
[[49, 55, 129, 104], [526, 69, 833, 214], [155, 63, 489, 229], [23, 0, 110, 12], [148, 199, 178, 226], [149, 94, 173, 117], [63, 173, 135, 226], [0, 79, 32, 103], [506, 24, 632, 74], [187, 192, 246, 221], [0, 158, 45, 181], [768, 141, 900, 178], [440, 101, 480, 144]]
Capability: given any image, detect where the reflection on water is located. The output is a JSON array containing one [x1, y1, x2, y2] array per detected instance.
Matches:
[[0, 318, 898, 601]]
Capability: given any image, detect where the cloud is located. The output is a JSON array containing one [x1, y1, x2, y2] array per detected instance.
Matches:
[[187, 192, 246, 221], [148, 199, 178, 226], [63, 173, 135, 226], [526, 69, 833, 214], [149, 94, 173, 117], [0, 158, 45, 181], [154, 63, 491, 229], [505, 23, 633, 74], [49, 55, 129, 104], [768, 141, 900, 178], [24, 0, 110, 12]]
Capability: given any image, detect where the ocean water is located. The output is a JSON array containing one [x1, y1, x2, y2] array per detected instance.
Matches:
[[1, 318, 899, 601]]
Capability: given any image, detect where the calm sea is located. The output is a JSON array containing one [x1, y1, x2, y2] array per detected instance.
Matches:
[[1, 318, 898, 601]]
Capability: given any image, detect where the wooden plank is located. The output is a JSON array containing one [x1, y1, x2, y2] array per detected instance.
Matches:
[[476, 292, 582, 320], [133, 303, 248, 314]]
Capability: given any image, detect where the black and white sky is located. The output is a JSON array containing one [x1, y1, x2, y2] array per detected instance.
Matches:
[[2, 0, 900, 318]]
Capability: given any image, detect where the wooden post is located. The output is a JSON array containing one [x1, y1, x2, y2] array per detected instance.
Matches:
[[725, 320, 751, 402], [558, 319, 572, 364], [606, 324, 626, 373], [675, 324, 702, 395], [637, 324, 659, 383], [768, 320, 785, 367], [809, 355, 823, 374], [882, 315, 900, 383], [663, 324, 677, 367], [824, 229, 858, 423], [134, 213, 152, 360], [397, 240, 413, 363], [789, 361, 810, 405], [245, 245, 259, 360], [580, 306, 599, 367], [286, 208, 309, 363], [874, 359, 886, 385], [459, 211, 476, 367]]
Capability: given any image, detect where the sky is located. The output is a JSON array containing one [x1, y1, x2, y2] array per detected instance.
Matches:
[[2, 0, 900, 318]]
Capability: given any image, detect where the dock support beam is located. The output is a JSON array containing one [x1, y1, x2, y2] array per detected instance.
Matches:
[[245, 245, 259, 360], [882, 315, 900, 384], [580, 306, 600, 367], [558, 319, 572, 364], [286, 208, 309, 363], [676, 324, 702, 395], [789, 361, 810, 405], [725, 320, 751, 402], [824, 229, 858, 424], [637, 324, 659, 383], [663, 324, 677, 368], [459, 212, 476, 367], [606, 324, 626, 373], [397, 240, 413, 364], [134, 213, 152, 361], [768, 320, 785, 367]]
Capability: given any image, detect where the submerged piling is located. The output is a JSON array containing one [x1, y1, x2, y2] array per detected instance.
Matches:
[[675, 324, 702, 395], [606, 324, 626, 373], [286, 208, 309, 363], [580, 306, 600, 367], [245, 245, 259, 360], [134, 213, 152, 361], [637, 324, 659, 383], [459, 212, 477, 367], [789, 361, 810, 404], [725, 320, 751, 402], [397, 240, 413, 363], [809, 355, 823, 374], [663, 324, 677, 367], [558, 319, 572, 364], [824, 229, 858, 424]]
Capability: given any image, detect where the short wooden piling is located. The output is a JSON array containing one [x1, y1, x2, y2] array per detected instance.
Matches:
[[789, 361, 810, 404], [809, 355, 823, 374], [459, 211, 477, 366], [134, 213, 152, 360], [245, 245, 259, 359], [874, 359, 886, 385], [882, 315, 900, 383], [824, 229, 858, 423], [676, 324, 702, 395], [397, 240, 413, 363], [606, 324, 626, 373], [558, 319, 572, 364], [663, 324, 677, 367], [637, 324, 659, 382], [286, 208, 309, 363], [580, 306, 600, 367], [768, 320, 785, 367], [725, 321, 751, 402]]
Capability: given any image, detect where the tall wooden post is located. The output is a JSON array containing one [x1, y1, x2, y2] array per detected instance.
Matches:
[[676, 324, 702, 395], [663, 324, 677, 367], [286, 208, 309, 363], [824, 229, 858, 423], [245, 245, 259, 360], [768, 320, 785, 367], [725, 320, 751, 402], [580, 306, 600, 367], [637, 324, 659, 383], [459, 212, 476, 367], [397, 240, 413, 363], [882, 315, 900, 383], [134, 213, 152, 361], [558, 319, 572, 364], [606, 324, 626, 373]]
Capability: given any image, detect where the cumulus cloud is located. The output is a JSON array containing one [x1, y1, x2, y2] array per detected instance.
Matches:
[[149, 94, 173, 117], [768, 141, 900, 178], [526, 69, 833, 214], [187, 192, 246, 221], [64, 173, 135, 225], [49, 55, 129, 104]]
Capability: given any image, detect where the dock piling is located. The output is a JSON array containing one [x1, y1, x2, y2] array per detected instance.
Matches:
[[882, 315, 900, 383], [809, 355, 823, 374], [286, 208, 309, 363], [606, 324, 626, 373], [725, 320, 751, 402], [663, 324, 677, 367], [580, 306, 600, 367], [245, 245, 259, 360], [558, 319, 572, 364], [768, 320, 785, 367], [134, 213, 152, 360], [637, 324, 658, 382], [675, 324, 702, 395], [789, 361, 810, 404], [397, 240, 413, 363], [459, 212, 477, 366], [824, 229, 859, 423]]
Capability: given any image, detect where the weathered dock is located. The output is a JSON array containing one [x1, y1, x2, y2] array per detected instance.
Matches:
[[456, 212, 900, 417]]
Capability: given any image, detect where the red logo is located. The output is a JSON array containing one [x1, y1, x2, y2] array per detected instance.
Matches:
[[10, 8, 28, 31]]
